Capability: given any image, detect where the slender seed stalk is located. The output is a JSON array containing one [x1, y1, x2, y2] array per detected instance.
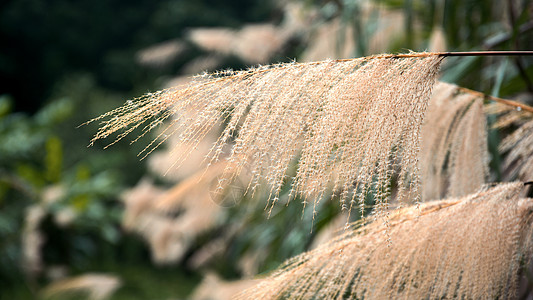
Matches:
[[457, 86, 533, 114], [437, 50, 533, 56]]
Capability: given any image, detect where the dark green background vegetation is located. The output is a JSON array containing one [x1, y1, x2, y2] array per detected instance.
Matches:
[[0, 0, 277, 298]]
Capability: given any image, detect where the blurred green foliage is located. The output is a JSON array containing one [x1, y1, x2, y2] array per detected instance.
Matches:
[[0, 0, 278, 298], [0, 94, 122, 291]]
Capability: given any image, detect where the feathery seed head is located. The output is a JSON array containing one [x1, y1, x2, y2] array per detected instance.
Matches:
[[489, 103, 533, 188], [420, 82, 489, 201], [87, 53, 444, 216], [237, 182, 533, 299]]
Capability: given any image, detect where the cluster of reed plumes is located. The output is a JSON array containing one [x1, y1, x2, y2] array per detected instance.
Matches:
[[88, 51, 533, 299], [87, 53, 443, 216], [237, 182, 533, 299]]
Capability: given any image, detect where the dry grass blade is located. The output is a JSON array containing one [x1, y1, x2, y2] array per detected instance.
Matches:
[[87, 53, 443, 215], [238, 182, 533, 299], [420, 82, 489, 201]]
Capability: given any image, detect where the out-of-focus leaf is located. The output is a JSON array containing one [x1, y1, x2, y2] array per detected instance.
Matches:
[[45, 136, 63, 183], [491, 58, 509, 97], [101, 225, 120, 243], [0, 213, 15, 234], [16, 163, 45, 188], [0, 95, 13, 118], [440, 56, 480, 83], [71, 194, 90, 212], [0, 182, 8, 204], [501, 64, 533, 96], [0, 115, 44, 160], [35, 98, 74, 126], [76, 165, 91, 181]]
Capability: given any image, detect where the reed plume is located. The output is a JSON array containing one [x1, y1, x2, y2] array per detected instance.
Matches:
[[237, 182, 533, 299], [488, 103, 533, 188], [420, 81, 489, 201], [87, 53, 443, 215], [501, 119, 533, 182]]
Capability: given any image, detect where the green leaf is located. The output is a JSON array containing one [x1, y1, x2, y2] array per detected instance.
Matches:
[[0, 95, 13, 118], [45, 136, 63, 183], [35, 98, 74, 126], [16, 163, 45, 188]]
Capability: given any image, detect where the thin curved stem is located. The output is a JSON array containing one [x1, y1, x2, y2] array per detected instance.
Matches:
[[436, 50, 533, 57], [332, 51, 533, 62], [457, 86, 533, 114]]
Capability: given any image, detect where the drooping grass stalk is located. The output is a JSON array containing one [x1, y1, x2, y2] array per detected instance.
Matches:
[[86, 54, 443, 217]]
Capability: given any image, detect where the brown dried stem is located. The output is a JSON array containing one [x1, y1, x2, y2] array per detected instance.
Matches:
[[332, 51, 533, 62], [458, 86, 533, 114]]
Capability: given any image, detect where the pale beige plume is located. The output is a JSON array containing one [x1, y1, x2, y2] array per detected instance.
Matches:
[[237, 182, 533, 299], [420, 81, 489, 201], [87, 54, 443, 216], [489, 103, 533, 188]]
